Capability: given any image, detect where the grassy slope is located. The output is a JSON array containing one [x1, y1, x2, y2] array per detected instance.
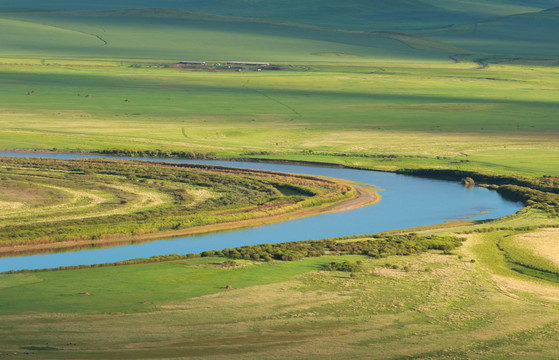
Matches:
[[3, 226, 559, 358], [2, 0, 557, 31], [429, 7, 559, 57], [0, 9, 450, 61], [1, 2, 559, 358], [4, 3, 559, 61], [0, 256, 332, 315], [0, 61, 558, 177], [0, 8, 556, 180], [0, 17, 101, 55]]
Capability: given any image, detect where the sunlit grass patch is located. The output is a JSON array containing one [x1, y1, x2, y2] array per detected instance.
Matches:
[[501, 229, 559, 274]]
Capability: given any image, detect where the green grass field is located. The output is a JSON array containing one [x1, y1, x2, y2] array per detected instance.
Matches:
[[3, 227, 559, 359], [0, 9, 448, 60], [1, 1, 559, 358], [429, 7, 559, 57], [0, 157, 355, 252], [1, 59, 558, 176]]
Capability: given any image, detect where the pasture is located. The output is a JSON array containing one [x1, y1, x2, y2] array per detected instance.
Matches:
[[1, 1, 559, 358], [3, 223, 559, 358], [1, 60, 558, 177], [0, 157, 355, 252]]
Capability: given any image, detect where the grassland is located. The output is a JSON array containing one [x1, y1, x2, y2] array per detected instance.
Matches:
[[2, 0, 556, 32], [3, 225, 559, 359], [1, 59, 558, 177], [0, 157, 358, 253], [498, 228, 559, 278], [1, 1, 559, 358], [0, 9, 444, 61]]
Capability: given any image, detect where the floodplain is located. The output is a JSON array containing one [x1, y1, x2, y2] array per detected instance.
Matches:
[[1, 1, 559, 358]]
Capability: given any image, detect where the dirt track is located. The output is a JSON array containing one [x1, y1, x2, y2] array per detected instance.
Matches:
[[322, 187, 379, 213]]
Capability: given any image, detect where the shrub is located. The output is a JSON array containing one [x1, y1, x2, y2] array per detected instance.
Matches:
[[461, 177, 475, 187], [221, 260, 238, 267], [323, 261, 362, 272]]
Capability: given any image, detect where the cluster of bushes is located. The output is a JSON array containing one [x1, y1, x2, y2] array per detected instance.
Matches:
[[461, 225, 540, 234], [397, 169, 558, 194], [202, 241, 325, 262], [201, 234, 462, 262], [497, 185, 559, 215], [461, 177, 475, 187], [541, 176, 559, 187], [4, 234, 461, 274], [322, 260, 362, 272], [96, 149, 218, 160]]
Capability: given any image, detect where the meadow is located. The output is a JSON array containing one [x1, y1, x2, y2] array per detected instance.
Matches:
[[1, 59, 558, 177], [1, 1, 559, 358], [3, 225, 559, 358], [0, 157, 355, 253]]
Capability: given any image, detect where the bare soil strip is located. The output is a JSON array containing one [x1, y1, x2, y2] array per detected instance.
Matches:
[[322, 186, 379, 213]]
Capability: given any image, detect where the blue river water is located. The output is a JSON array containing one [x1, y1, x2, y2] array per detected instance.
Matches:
[[0, 152, 523, 272]]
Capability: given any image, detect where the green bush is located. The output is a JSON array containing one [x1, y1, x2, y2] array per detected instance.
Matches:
[[323, 260, 362, 272]]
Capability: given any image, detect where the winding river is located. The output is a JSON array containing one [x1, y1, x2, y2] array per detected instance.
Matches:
[[0, 153, 523, 272]]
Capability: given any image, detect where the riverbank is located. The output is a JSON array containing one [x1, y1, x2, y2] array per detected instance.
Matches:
[[3, 229, 559, 359], [0, 154, 523, 271], [0, 181, 377, 257]]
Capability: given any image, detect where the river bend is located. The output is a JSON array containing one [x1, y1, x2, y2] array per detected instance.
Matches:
[[0, 153, 523, 272]]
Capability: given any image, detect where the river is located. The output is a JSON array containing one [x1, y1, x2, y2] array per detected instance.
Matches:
[[0, 153, 523, 272]]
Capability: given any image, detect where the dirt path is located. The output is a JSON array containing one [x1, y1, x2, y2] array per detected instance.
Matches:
[[322, 187, 379, 213]]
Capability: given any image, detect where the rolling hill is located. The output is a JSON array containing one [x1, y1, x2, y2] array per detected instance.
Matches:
[[2, 0, 559, 32], [1, 0, 559, 61], [1, 1, 559, 358], [0, 9, 459, 61], [429, 6, 559, 58]]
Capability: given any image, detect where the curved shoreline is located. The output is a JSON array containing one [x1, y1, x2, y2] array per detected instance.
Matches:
[[0, 185, 379, 257], [0, 151, 524, 270]]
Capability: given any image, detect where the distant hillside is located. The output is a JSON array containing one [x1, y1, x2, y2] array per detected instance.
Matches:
[[2, 1, 559, 60], [2, 0, 558, 31], [428, 6, 559, 57], [0, 9, 459, 61]]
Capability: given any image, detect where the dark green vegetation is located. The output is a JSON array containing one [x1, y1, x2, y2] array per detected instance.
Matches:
[[202, 234, 462, 261], [322, 260, 362, 272], [0, 157, 352, 250], [0, 9, 437, 60], [2, 0, 559, 358]]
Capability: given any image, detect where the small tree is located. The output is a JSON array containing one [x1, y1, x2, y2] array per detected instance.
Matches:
[[461, 177, 475, 188]]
